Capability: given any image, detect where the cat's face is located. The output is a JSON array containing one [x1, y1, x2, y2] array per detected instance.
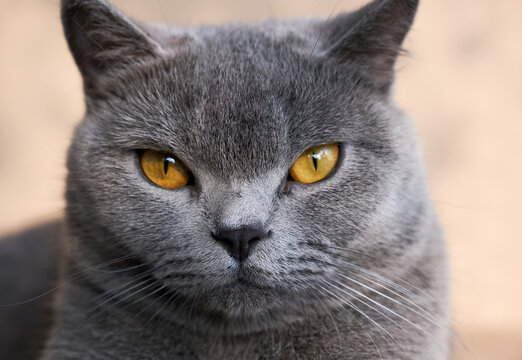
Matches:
[[63, 0, 426, 332]]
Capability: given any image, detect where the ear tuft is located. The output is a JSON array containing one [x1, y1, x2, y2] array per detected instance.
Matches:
[[324, 0, 419, 93], [61, 0, 160, 87]]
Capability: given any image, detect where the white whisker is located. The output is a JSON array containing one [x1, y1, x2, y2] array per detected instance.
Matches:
[[310, 284, 384, 359], [316, 280, 396, 344], [339, 273, 440, 326], [329, 277, 431, 337], [88, 278, 157, 319]]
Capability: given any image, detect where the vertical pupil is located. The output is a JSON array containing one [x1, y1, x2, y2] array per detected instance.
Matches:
[[163, 158, 170, 175], [312, 151, 318, 171]]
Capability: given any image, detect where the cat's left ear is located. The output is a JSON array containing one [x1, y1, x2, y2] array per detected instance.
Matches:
[[61, 0, 163, 91], [323, 0, 419, 93]]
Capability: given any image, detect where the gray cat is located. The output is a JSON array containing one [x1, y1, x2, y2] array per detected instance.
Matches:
[[1, 0, 451, 358]]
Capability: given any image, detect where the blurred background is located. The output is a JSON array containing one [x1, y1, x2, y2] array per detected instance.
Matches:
[[0, 0, 520, 358]]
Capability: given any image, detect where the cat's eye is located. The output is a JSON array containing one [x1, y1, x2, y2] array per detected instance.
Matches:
[[289, 144, 339, 184], [140, 150, 191, 189]]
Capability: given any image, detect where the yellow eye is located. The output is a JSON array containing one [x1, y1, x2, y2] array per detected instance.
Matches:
[[289, 144, 339, 184], [140, 150, 191, 189]]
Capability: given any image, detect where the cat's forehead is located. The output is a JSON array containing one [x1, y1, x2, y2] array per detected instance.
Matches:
[[97, 23, 377, 179]]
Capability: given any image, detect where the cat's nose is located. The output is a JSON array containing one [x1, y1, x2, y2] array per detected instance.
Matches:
[[212, 226, 268, 262]]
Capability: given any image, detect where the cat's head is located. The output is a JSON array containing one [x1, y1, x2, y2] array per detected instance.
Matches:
[[62, 0, 428, 333]]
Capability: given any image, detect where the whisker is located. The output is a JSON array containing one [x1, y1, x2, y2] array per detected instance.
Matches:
[[329, 277, 431, 337], [333, 253, 438, 306], [310, 284, 384, 359], [89, 269, 155, 305], [304, 1, 319, 41], [156, 0, 172, 38], [88, 277, 157, 319], [94, 262, 148, 274], [342, 270, 439, 323], [125, 287, 173, 327], [310, 243, 377, 260], [322, 278, 404, 342], [330, 253, 471, 358], [316, 280, 396, 344], [111, 284, 169, 325], [309, 0, 342, 58], [0, 253, 143, 307], [308, 289, 342, 342], [144, 291, 178, 327]]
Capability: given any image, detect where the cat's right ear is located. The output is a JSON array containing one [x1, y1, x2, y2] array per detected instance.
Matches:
[[61, 0, 162, 90]]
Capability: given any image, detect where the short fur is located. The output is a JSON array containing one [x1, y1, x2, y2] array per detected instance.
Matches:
[[4, 0, 451, 358]]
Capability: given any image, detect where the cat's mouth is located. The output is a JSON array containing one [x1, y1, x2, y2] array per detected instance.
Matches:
[[232, 265, 271, 289], [236, 276, 251, 286]]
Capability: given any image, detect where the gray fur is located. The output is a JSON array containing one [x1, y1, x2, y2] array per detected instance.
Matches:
[[0, 222, 62, 360], [42, 0, 450, 358]]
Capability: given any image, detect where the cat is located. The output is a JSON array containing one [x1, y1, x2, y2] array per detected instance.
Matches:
[[0, 0, 451, 358]]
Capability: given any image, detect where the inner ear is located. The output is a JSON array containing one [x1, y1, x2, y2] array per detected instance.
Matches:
[[61, 0, 162, 85], [322, 0, 419, 93]]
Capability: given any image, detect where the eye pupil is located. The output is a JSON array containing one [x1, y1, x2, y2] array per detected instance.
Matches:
[[312, 152, 318, 171], [163, 158, 169, 175]]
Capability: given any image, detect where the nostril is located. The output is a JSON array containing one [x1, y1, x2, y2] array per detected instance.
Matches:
[[212, 225, 268, 262], [212, 233, 232, 247]]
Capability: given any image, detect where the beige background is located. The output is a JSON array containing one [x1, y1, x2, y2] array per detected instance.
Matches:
[[1, 0, 521, 358]]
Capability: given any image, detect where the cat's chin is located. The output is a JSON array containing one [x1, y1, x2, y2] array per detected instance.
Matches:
[[188, 276, 313, 325], [202, 278, 280, 316], [176, 282, 306, 335]]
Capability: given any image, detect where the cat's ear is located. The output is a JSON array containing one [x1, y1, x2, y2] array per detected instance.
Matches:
[[61, 0, 162, 87], [323, 0, 419, 93]]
